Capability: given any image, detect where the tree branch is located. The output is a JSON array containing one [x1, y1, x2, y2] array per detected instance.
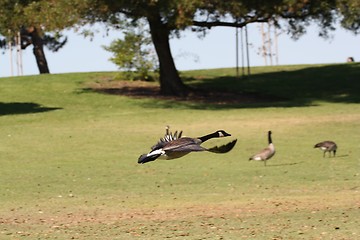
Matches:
[[192, 16, 270, 29]]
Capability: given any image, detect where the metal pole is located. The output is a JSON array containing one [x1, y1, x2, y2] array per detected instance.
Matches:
[[245, 25, 250, 76], [8, 29, 13, 76], [16, 34, 20, 76], [274, 24, 279, 65], [267, 22, 273, 66], [17, 31, 23, 76], [241, 27, 245, 77], [236, 27, 239, 78], [261, 23, 267, 66]]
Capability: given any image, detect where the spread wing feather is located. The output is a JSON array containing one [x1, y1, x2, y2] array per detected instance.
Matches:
[[207, 139, 237, 154], [151, 128, 183, 150]]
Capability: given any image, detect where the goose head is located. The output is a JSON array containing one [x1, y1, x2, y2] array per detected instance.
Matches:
[[198, 130, 232, 143], [217, 130, 231, 138]]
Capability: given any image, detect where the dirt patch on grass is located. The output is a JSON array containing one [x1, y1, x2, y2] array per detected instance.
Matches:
[[88, 80, 282, 105], [1, 194, 357, 225], [1, 194, 358, 239]]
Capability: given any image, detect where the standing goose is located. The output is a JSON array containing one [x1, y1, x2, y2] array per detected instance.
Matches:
[[138, 129, 237, 164], [314, 141, 337, 157], [249, 131, 275, 166]]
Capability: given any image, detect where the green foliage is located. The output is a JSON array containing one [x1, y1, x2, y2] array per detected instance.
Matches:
[[90, 0, 360, 37], [0, 0, 88, 74], [103, 25, 158, 81], [337, 0, 360, 33], [0, 0, 84, 35]]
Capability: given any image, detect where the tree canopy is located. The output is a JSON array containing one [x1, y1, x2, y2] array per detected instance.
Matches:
[[1, 1, 359, 94], [79, 0, 359, 96], [0, 0, 85, 74], [337, 0, 360, 34]]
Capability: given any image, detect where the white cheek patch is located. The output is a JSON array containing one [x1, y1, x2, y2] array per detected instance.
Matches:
[[148, 149, 165, 156], [219, 132, 224, 137]]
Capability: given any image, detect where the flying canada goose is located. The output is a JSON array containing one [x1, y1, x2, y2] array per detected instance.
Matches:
[[138, 128, 237, 164], [249, 130, 275, 166], [314, 141, 337, 157]]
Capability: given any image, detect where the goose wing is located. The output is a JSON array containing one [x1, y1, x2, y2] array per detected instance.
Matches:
[[314, 141, 336, 149], [151, 130, 183, 150], [162, 137, 205, 152], [207, 139, 237, 154]]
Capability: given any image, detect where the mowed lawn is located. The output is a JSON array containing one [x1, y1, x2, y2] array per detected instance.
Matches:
[[0, 64, 359, 239]]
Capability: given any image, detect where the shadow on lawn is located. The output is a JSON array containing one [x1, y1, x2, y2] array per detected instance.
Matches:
[[90, 63, 360, 109], [0, 102, 61, 116], [186, 63, 360, 106]]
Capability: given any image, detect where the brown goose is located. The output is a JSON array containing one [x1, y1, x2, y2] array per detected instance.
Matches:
[[138, 129, 237, 164], [314, 141, 337, 157], [249, 131, 275, 166]]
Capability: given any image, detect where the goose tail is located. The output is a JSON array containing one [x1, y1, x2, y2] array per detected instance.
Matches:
[[207, 139, 237, 154]]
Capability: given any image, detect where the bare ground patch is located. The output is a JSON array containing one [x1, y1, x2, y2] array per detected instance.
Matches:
[[1, 194, 357, 224], [1, 193, 358, 239]]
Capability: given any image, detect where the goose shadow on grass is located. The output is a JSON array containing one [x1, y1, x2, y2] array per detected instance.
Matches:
[[315, 154, 349, 158], [0, 102, 62, 116], [264, 161, 304, 167]]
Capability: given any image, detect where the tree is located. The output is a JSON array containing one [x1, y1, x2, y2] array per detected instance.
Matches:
[[337, 0, 360, 34], [103, 23, 158, 81], [2, 1, 358, 93], [80, 0, 359, 96], [21, 28, 68, 73], [0, 0, 83, 74], [0, 29, 67, 74], [0, 1, 49, 73], [20, 26, 50, 74]]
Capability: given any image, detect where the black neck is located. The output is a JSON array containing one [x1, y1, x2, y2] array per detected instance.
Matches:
[[198, 132, 218, 143], [268, 131, 272, 144]]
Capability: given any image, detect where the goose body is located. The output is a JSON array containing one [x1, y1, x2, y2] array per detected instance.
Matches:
[[138, 129, 237, 164], [249, 131, 275, 166], [314, 141, 337, 157]]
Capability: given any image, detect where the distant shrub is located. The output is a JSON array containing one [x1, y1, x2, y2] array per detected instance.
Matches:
[[104, 25, 158, 81]]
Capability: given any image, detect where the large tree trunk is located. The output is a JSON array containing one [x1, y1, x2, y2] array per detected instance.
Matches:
[[25, 27, 50, 74], [148, 15, 188, 96]]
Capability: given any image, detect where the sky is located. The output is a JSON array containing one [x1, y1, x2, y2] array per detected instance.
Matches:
[[0, 22, 358, 78]]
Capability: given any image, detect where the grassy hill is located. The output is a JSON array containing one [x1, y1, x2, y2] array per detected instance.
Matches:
[[0, 63, 359, 239]]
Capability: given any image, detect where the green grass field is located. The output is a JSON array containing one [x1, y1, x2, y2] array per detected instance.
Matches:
[[0, 63, 359, 239]]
